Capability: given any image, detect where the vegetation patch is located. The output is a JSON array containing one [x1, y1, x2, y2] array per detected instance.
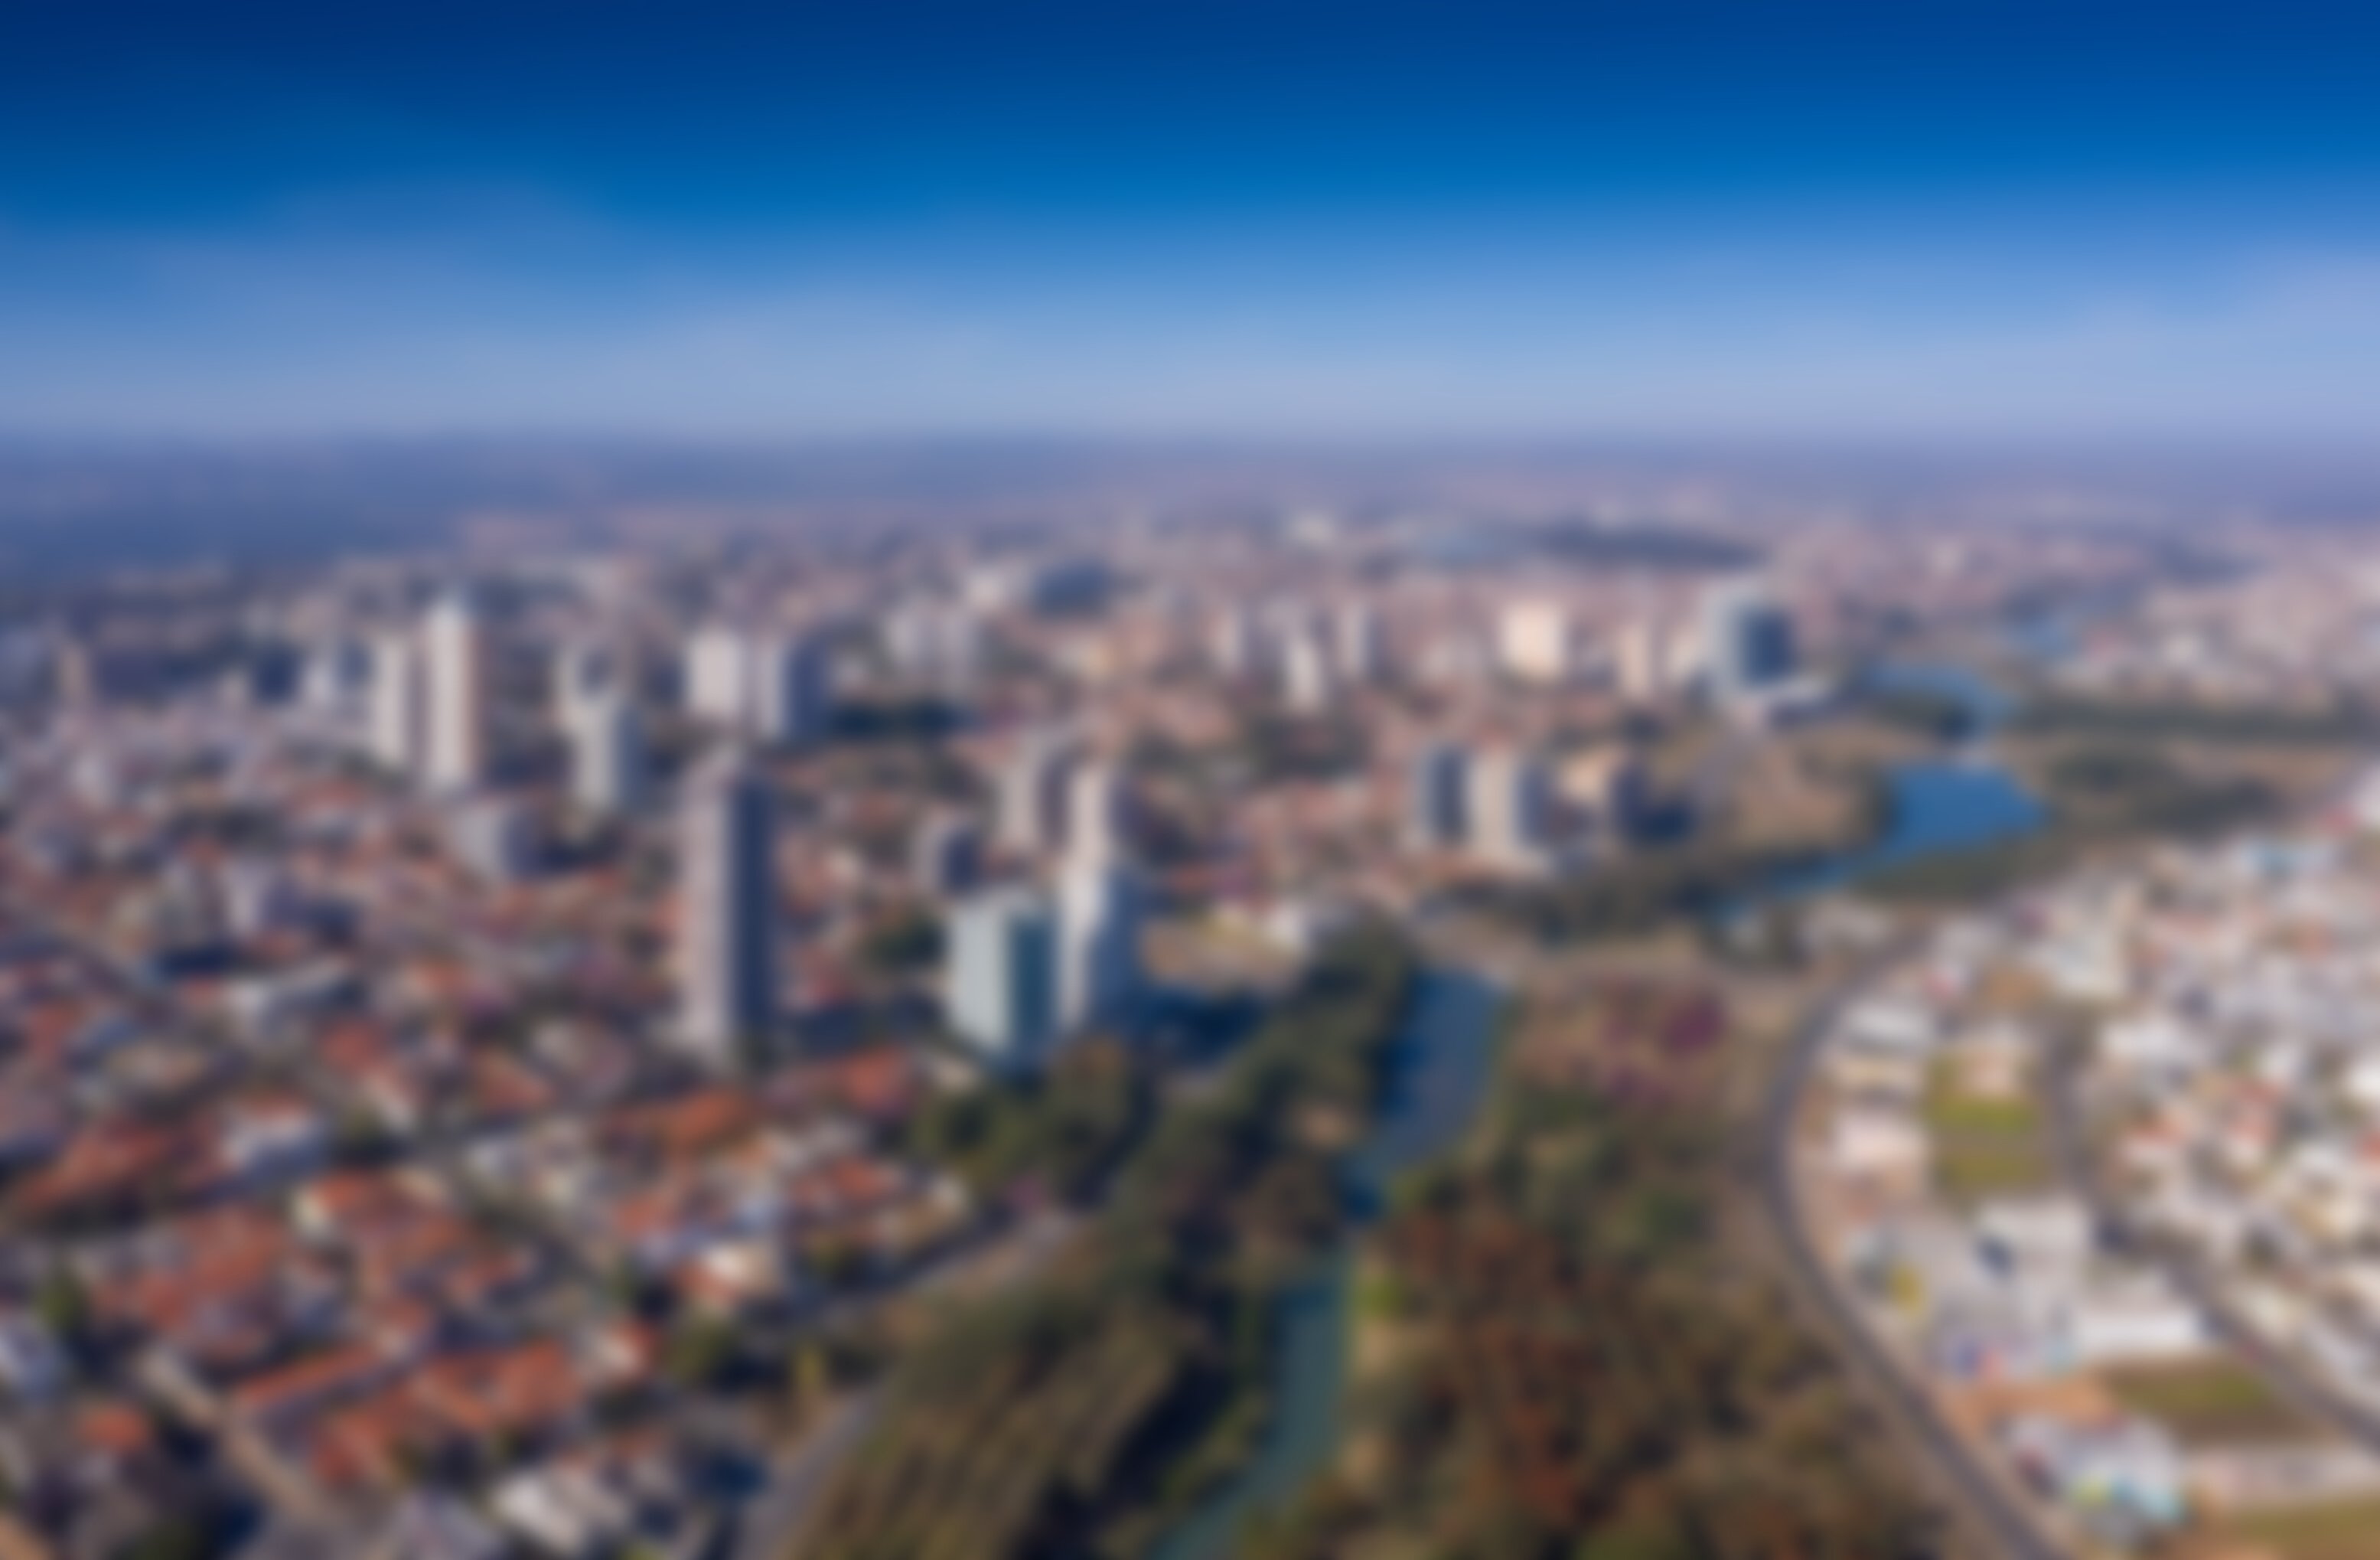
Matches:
[[2103, 1358, 2322, 1447]]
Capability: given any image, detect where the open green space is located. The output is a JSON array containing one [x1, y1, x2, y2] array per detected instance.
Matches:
[[2209, 1495, 2380, 1560], [1923, 1065, 2056, 1203], [2103, 1357, 2322, 1447]]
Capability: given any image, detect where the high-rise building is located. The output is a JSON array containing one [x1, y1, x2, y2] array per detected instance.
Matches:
[[422, 589, 491, 792], [1498, 599, 1573, 685], [944, 886, 1058, 1070], [684, 625, 753, 727], [305, 638, 372, 717], [912, 812, 983, 899], [1334, 600, 1384, 683], [1210, 605, 1263, 680], [677, 748, 777, 1063], [1281, 630, 1335, 713], [686, 625, 835, 746], [1407, 742, 1469, 852], [752, 631, 835, 746], [369, 631, 424, 778], [1056, 860, 1142, 1038], [1470, 748, 1554, 871], [886, 600, 980, 689], [998, 732, 1075, 859], [551, 639, 616, 722], [569, 689, 647, 815], [1066, 760, 1127, 867], [1701, 580, 1798, 701], [1615, 618, 1674, 705], [448, 795, 538, 884]]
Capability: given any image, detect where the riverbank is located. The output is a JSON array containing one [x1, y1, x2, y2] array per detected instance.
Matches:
[[780, 932, 1421, 1560], [1146, 968, 1504, 1560]]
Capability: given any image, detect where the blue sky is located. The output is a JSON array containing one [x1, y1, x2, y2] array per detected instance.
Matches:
[[8, 0, 2380, 438]]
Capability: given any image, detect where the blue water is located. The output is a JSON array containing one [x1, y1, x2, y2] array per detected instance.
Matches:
[[1147, 971, 1503, 1560], [1755, 661, 2046, 903], [1149, 662, 2039, 1559]]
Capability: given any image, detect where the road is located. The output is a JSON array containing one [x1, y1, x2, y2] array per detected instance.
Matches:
[[1755, 948, 2066, 1560], [732, 1391, 886, 1560]]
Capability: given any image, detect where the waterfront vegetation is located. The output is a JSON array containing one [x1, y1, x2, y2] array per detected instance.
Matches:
[[790, 931, 1417, 1560], [1867, 735, 2297, 905], [2014, 693, 2380, 749], [1462, 834, 1837, 945], [1234, 997, 1937, 1560]]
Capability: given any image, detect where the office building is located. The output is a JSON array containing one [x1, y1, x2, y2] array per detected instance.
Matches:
[[1702, 579, 1798, 701], [1407, 742, 1469, 852], [422, 589, 491, 792], [945, 887, 1058, 1070], [677, 748, 777, 1063], [569, 689, 647, 815]]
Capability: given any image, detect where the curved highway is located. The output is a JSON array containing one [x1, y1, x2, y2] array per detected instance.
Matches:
[[1756, 949, 2065, 1560]]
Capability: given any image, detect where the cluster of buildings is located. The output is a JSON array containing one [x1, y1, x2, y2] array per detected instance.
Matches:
[[0, 506, 1853, 1556], [1802, 814, 2380, 1554]]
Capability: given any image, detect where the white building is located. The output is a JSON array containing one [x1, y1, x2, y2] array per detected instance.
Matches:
[[422, 589, 491, 791], [685, 625, 753, 727], [568, 688, 647, 814], [945, 886, 1058, 1069], [1469, 747, 1554, 870], [1498, 599, 1573, 685], [1067, 759, 1127, 867], [369, 630, 425, 778], [1334, 599, 1384, 683], [751, 630, 835, 746], [686, 625, 835, 746], [999, 731, 1075, 859], [1057, 860, 1143, 1039]]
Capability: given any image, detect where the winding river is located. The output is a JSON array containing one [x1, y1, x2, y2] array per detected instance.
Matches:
[[1149, 661, 2046, 1559]]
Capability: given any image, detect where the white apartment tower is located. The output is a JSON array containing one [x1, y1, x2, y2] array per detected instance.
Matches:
[[1470, 747, 1554, 871], [1057, 859, 1142, 1038], [1498, 599, 1573, 685], [569, 688, 648, 815], [422, 589, 491, 791], [369, 631, 425, 777], [999, 732, 1076, 859]]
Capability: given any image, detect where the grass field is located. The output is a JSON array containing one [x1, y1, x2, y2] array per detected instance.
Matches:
[[1925, 1062, 2056, 1203], [2200, 1495, 2380, 1560], [2103, 1357, 2322, 1447]]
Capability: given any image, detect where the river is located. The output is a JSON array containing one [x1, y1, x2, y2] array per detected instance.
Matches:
[[1756, 661, 2045, 903], [1150, 662, 2045, 1559], [1146, 969, 1504, 1560]]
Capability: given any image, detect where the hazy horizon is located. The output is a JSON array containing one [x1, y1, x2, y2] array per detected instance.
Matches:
[[12, 1, 2380, 439]]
